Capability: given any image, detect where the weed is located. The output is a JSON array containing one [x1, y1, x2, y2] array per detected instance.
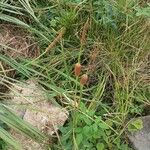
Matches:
[[0, 0, 149, 150]]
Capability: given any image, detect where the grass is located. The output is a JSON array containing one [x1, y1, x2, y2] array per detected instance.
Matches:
[[0, 0, 150, 150]]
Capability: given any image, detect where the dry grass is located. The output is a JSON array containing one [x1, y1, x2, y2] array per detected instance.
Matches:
[[0, 24, 40, 59]]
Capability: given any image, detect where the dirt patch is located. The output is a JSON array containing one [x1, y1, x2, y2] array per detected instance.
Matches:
[[0, 24, 40, 77], [0, 24, 40, 59]]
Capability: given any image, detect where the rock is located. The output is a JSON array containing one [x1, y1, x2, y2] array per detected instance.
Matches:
[[7, 79, 68, 150], [128, 116, 150, 150], [9, 131, 44, 150]]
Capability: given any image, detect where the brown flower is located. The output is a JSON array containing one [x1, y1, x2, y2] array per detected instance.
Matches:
[[80, 74, 88, 86], [74, 63, 81, 77]]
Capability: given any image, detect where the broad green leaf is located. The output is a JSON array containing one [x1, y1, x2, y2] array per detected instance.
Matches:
[[83, 126, 91, 136], [75, 127, 82, 133], [99, 123, 109, 129], [93, 123, 98, 132], [96, 143, 105, 150], [76, 133, 83, 145], [83, 117, 92, 125], [135, 6, 150, 17], [128, 119, 143, 133]]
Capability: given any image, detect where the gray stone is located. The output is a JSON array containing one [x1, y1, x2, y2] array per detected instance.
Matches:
[[128, 116, 150, 150]]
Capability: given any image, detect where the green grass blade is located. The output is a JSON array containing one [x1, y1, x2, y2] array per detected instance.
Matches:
[[0, 126, 22, 150]]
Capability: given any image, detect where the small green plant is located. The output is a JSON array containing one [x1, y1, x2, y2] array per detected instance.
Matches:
[[135, 4, 150, 17], [0, 139, 7, 150], [59, 102, 111, 150], [128, 119, 143, 133]]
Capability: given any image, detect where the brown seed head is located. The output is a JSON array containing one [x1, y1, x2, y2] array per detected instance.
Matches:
[[80, 74, 88, 86], [74, 63, 81, 76], [80, 18, 89, 46]]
